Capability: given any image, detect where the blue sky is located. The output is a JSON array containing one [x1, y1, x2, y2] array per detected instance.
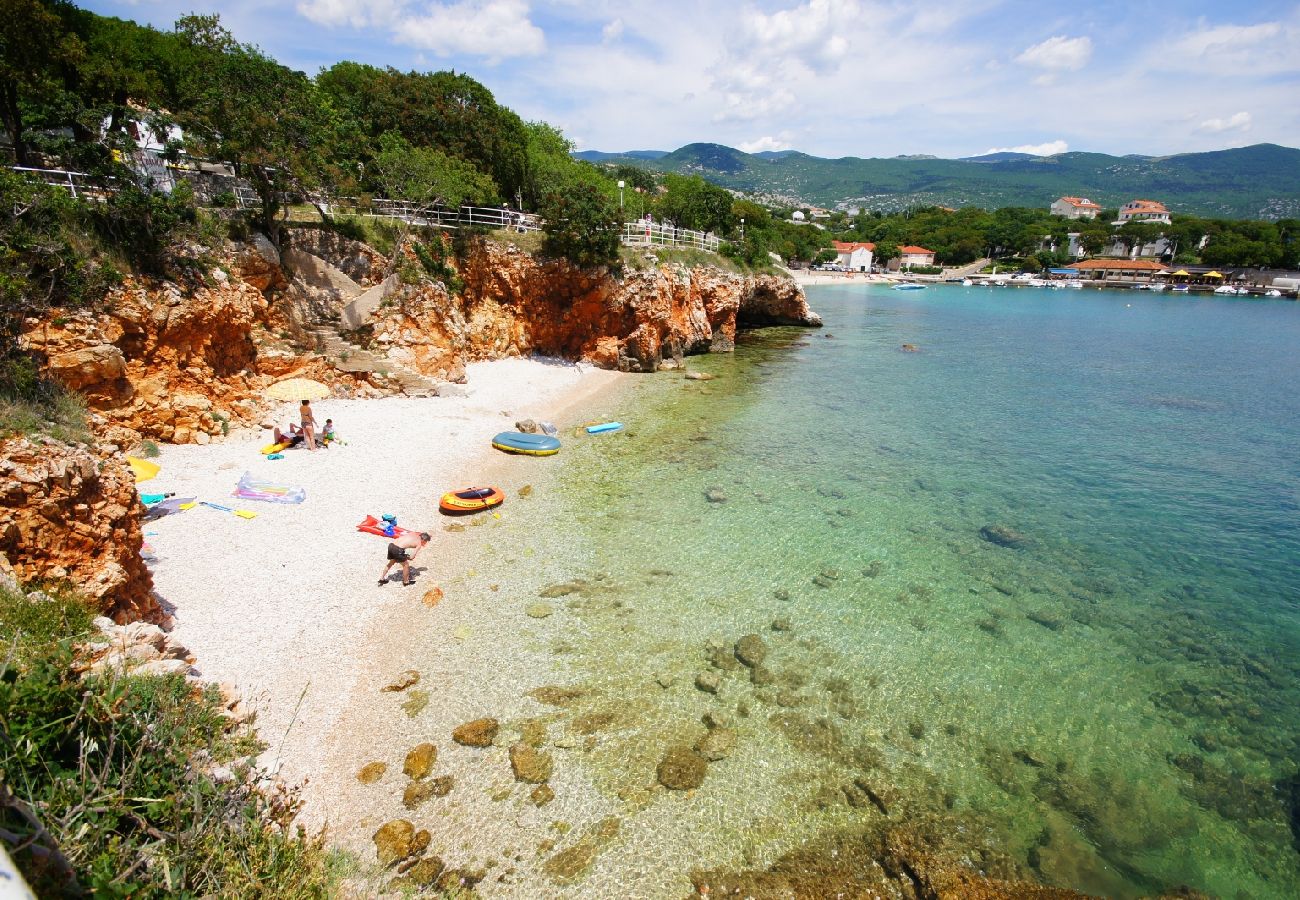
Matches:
[[82, 0, 1300, 159]]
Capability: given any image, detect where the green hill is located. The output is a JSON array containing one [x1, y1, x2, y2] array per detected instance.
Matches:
[[584, 143, 1300, 219]]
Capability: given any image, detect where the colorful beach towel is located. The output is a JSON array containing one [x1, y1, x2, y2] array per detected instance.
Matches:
[[233, 471, 306, 504]]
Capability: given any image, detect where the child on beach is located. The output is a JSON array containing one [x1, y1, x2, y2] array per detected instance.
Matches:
[[379, 531, 431, 587], [321, 418, 336, 444]]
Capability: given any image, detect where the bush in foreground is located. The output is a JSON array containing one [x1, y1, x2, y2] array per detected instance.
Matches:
[[0, 584, 343, 897]]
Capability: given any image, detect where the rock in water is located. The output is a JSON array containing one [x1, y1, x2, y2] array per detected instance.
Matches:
[[980, 524, 1031, 549], [357, 761, 387, 784], [510, 744, 554, 783], [530, 784, 556, 806], [657, 746, 708, 790], [373, 819, 415, 866], [382, 670, 421, 692], [695, 728, 737, 761], [734, 634, 768, 667], [452, 717, 499, 747], [403, 743, 437, 779], [705, 487, 728, 503], [695, 672, 721, 694], [400, 689, 430, 718], [526, 602, 554, 619], [403, 776, 453, 809]]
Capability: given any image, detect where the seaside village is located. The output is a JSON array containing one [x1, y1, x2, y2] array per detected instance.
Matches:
[[3, 2, 1300, 897]]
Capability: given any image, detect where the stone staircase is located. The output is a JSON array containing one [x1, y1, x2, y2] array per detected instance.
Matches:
[[307, 325, 442, 398]]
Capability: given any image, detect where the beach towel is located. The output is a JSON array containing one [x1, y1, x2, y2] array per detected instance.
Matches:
[[233, 471, 306, 504]]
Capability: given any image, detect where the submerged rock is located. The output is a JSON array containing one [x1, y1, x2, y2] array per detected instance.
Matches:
[[403, 742, 437, 780], [400, 689, 430, 718], [526, 602, 555, 619], [735, 634, 768, 667], [452, 717, 499, 747], [657, 746, 708, 790], [357, 761, 387, 784], [695, 728, 737, 761], [381, 670, 421, 692], [705, 487, 728, 503], [539, 581, 583, 598], [980, 524, 1031, 549], [510, 744, 554, 783], [403, 775, 453, 809], [542, 817, 621, 882], [373, 819, 415, 866], [531, 784, 556, 806], [695, 672, 721, 694]]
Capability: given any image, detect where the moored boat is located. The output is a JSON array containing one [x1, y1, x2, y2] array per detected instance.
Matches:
[[439, 486, 505, 514]]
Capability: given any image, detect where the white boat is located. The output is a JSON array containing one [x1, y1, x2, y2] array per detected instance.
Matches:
[[1171, 284, 1189, 293], [1213, 285, 1237, 295], [1148, 283, 1167, 292], [961, 278, 973, 286], [1065, 280, 1083, 289], [1265, 289, 1282, 297], [892, 283, 926, 291]]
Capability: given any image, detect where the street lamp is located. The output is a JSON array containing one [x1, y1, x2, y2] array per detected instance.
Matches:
[[740, 217, 745, 241], [617, 180, 625, 215]]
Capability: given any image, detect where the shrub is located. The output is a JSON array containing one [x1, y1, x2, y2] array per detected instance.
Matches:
[[138, 440, 161, 458], [540, 183, 621, 270], [0, 584, 345, 897]]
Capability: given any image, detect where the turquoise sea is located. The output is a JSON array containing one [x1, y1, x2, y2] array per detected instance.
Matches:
[[464, 284, 1300, 896]]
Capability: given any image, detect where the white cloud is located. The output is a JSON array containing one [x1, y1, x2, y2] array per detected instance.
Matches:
[[394, 0, 545, 59], [601, 18, 624, 42], [1016, 35, 1092, 71], [1198, 111, 1251, 134], [981, 140, 1069, 156], [739, 135, 793, 153], [1175, 22, 1280, 57], [297, 0, 404, 28]]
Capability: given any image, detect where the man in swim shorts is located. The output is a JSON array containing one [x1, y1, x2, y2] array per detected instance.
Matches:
[[379, 531, 430, 586]]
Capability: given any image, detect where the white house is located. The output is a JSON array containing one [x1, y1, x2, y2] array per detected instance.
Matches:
[[1117, 199, 1171, 225], [832, 240, 874, 271], [898, 245, 936, 267], [1051, 196, 1102, 219]]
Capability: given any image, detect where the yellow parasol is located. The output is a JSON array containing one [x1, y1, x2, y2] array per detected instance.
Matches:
[[264, 377, 331, 402], [127, 456, 160, 482], [1204, 271, 1224, 278], [1171, 269, 1189, 277]]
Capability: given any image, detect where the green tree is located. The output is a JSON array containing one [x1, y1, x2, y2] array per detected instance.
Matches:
[[539, 182, 620, 269], [657, 174, 733, 233], [371, 131, 497, 208], [0, 0, 80, 166], [872, 240, 899, 269]]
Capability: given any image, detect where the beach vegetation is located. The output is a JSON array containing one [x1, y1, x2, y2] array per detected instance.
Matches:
[[540, 182, 622, 270], [0, 580, 348, 896]]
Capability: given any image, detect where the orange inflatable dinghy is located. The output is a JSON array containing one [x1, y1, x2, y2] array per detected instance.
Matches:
[[439, 486, 505, 515]]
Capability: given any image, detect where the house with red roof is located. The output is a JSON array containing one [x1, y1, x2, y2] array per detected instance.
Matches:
[[1051, 196, 1102, 220], [898, 245, 936, 268], [832, 240, 875, 272], [1116, 199, 1171, 225]]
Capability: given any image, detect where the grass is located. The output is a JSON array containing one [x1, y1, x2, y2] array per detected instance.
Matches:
[[0, 390, 92, 445], [486, 227, 544, 255], [0, 582, 352, 897]]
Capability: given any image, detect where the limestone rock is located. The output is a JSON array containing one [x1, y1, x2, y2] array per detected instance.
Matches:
[[980, 524, 1031, 549], [657, 746, 707, 790], [403, 775, 453, 809], [452, 717, 499, 747], [530, 784, 556, 806], [695, 672, 721, 694], [695, 728, 737, 761], [510, 744, 554, 783], [373, 819, 415, 866], [526, 602, 554, 619], [382, 670, 421, 692], [734, 633, 768, 667], [403, 743, 437, 780], [357, 762, 387, 784]]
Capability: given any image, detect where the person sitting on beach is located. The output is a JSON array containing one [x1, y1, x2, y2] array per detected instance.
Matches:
[[379, 531, 430, 587], [321, 418, 336, 444], [272, 423, 304, 447]]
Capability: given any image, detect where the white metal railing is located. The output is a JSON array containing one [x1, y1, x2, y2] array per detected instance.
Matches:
[[332, 198, 543, 232], [8, 165, 113, 199], [620, 221, 721, 252]]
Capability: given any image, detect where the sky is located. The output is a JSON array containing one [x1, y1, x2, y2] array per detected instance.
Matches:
[[81, 0, 1300, 159]]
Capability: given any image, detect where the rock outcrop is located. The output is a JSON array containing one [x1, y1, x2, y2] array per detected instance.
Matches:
[[0, 437, 158, 622]]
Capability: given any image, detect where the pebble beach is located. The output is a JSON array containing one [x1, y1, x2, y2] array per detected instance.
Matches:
[[145, 358, 625, 829]]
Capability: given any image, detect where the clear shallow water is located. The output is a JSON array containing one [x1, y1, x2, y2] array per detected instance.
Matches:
[[455, 285, 1300, 896]]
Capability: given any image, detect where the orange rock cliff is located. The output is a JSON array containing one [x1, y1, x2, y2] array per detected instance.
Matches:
[[6, 230, 820, 620]]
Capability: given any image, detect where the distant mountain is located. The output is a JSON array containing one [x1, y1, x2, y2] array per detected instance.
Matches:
[[573, 149, 668, 162], [574, 142, 1300, 219]]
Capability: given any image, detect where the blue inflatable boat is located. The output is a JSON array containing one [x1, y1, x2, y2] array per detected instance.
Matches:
[[492, 431, 561, 456]]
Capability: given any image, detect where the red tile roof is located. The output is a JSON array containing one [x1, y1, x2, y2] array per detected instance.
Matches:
[[1059, 196, 1101, 209], [833, 241, 875, 252], [1122, 200, 1169, 212], [899, 246, 934, 255]]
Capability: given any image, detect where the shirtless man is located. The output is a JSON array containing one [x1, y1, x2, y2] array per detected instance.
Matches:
[[379, 531, 430, 586]]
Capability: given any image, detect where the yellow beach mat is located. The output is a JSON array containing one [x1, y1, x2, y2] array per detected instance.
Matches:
[[261, 441, 290, 455], [127, 456, 160, 482]]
